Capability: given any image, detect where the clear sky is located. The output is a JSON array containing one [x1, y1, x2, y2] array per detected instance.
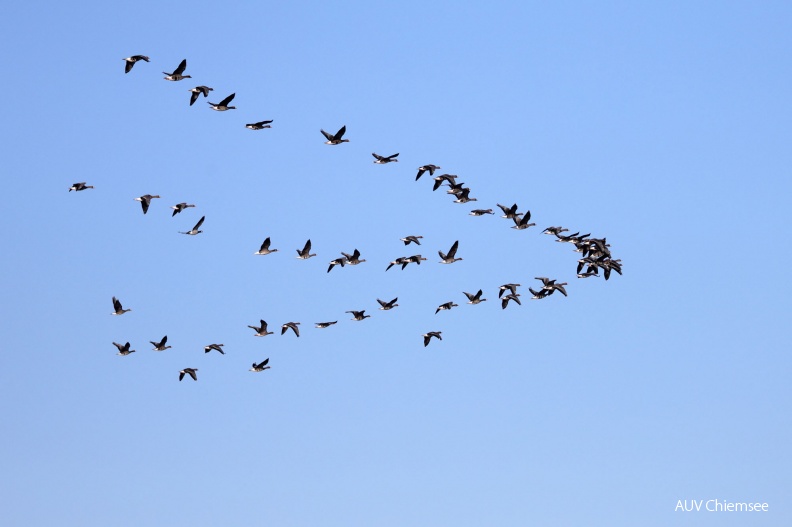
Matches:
[[1, 1, 790, 526]]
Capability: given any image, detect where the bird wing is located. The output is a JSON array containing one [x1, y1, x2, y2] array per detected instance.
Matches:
[[447, 240, 459, 258], [388, 153, 399, 160], [174, 59, 187, 75], [372, 153, 384, 161], [188, 370, 197, 381], [321, 129, 333, 140], [260, 237, 271, 251], [334, 125, 346, 140], [179, 371, 185, 381], [190, 91, 199, 106], [219, 93, 235, 106], [113, 297, 121, 310], [416, 169, 426, 180], [193, 216, 205, 230], [303, 239, 312, 253], [125, 61, 134, 73]]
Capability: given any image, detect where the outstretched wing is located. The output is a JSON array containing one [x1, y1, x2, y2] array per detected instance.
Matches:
[[219, 93, 235, 106], [193, 216, 205, 230]]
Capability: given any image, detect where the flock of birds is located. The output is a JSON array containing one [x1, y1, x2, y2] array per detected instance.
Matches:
[[74, 54, 623, 383]]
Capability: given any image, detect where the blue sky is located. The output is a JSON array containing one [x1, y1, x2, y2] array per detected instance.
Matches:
[[1, 1, 790, 525]]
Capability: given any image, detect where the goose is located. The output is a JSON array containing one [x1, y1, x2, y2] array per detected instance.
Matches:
[[452, 188, 476, 203], [188, 85, 213, 106], [386, 256, 408, 271], [377, 297, 398, 310], [555, 232, 589, 244], [340, 249, 365, 265], [543, 226, 568, 236], [150, 335, 171, 351], [400, 235, 423, 246], [246, 120, 273, 130], [435, 301, 458, 314], [498, 284, 520, 298], [438, 240, 462, 264], [111, 296, 131, 315], [248, 320, 274, 337], [315, 321, 337, 329], [511, 210, 535, 230], [69, 182, 93, 192], [179, 215, 205, 235], [250, 358, 270, 372], [577, 268, 599, 279], [501, 293, 522, 308], [281, 322, 300, 337], [171, 202, 196, 216], [254, 237, 278, 255], [296, 239, 316, 259], [529, 287, 550, 300], [321, 125, 349, 145], [432, 174, 458, 191], [123, 55, 149, 73], [497, 203, 521, 220], [163, 59, 190, 81], [134, 194, 160, 214], [423, 331, 442, 347], [445, 180, 466, 195], [327, 257, 346, 273], [346, 310, 371, 321], [113, 342, 136, 356], [547, 282, 568, 296], [463, 290, 486, 304], [469, 209, 494, 216], [372, 152, 399, 164], [204, 344, 225, 354], [403, 254, 427, 268], [416, 165, 440, 180], [179, 368, 198, 381], [208, 93, 236, 111]]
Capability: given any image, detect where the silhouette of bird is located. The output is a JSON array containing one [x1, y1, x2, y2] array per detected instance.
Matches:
[[511, 210, 535, 230], [248, 320, 273, 337], [150, 335, 171, 351], [69, 182, 93, 192], [401, 235, 423, 245], [315, 321, 337, 329], [163, 59, 190, 81], [188, 85, 212, 106], [250, 359, 270, 372], [321, 125, 349, 145], [327, 257, 346, 273], [246, 120, 273, 130], [469, 209, 494, 216], [123, 55, 149, 73], [464, 290, 486, 304], [254, 237, 278, 255], [134, 194, 160, 214], [179, 368, 198, 381], [416, 165, 440, 180], [435, 301, 458, 314], [296, 239, 316, 259], [204, 344, 225, 354], [347, 310, 371, 321], [439, 240, 462, 264], [423, 331, 442, 347], [171, 202, 195, 216], [377, 297, 399, 310], [501, 293, 522, 308], [281, 322, 300, 336], [372, 152, 399, 164], [111, 297, 131, 315], [179, 215, 205, 235], [113, 342, 135, 355], [208, 93, 236, 111], [498, 284, 520, 298], [340, 249, 365, 265]]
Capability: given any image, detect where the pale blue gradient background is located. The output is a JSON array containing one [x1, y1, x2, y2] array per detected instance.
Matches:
[[1, 1, 790, 526]]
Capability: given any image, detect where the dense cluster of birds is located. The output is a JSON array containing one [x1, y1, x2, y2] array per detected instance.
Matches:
[[75, 54, 624, 383]]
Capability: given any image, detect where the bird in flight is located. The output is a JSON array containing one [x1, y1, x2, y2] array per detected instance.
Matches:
[[123, 55, 149, 74], [321, 125, 349, 145]]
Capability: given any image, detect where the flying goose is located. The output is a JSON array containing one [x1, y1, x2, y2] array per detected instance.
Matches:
[[321, 125, 349, 145], [511, 210, 535, 230], [497, 203, 521, 220], [113, 342, 135, 356], [327, 257, 346, 273], [377, 297, 399, 310], [248, 320, 273, 337], [403, 254, 427, 268], [529, 287, 550, 300], [150, 335, 171, 351], [463, 290, 486, 304], [208, 93, 236, 111], [543, 226, 568, 236], [188, 85, 213, 106], [400, 235, 423, 246], [386, 256, 408, 271], [111, 296, 131, 315], [250, 359, 270, 372], [179, 368, 198, 381], [346, 310, 371, 321], [438, 240, 462, 264], [423, 331, 442, 347], [69, 182, 93, 192], [254, 237, 278, 255], [296, 239, 316, 259], [435, 301, 458, 314], [123, 55, 149, 73], [246, 120, 273, 130], [501, 293, 522, 308], [315, 321, 338, 329], [498, 284, 520, 298], [179, 215, 205, 235], [281, 322, 300, 337], [340, 249, 365, 265], [171, 202, 196, 216], [134, 194, 160, 214], [416, 165, 440, 180], [535, 277, 568, 296], [372, 152, 399, 164], [432, 174, 458, 191], [469, 209, 494, 216], [444, 180, 466, 195], [204, 344, 225, 354], [452, 188, 476, 203], [163, 59, 190, 81]]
